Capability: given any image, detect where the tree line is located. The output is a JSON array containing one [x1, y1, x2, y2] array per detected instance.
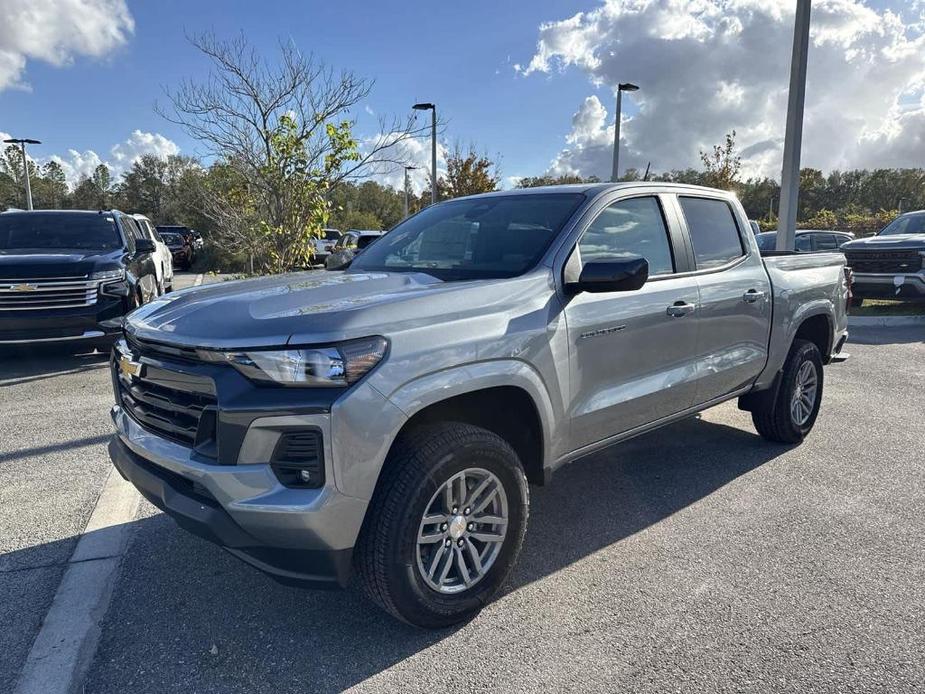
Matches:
[[2, 34, 922, 273]]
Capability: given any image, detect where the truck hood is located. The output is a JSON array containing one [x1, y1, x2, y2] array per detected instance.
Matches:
[[0, 248, 122, 279], [125, 269, 537, 349], [841, 234, 925, 251]]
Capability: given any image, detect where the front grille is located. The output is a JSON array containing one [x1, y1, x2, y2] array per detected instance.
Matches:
[[0, 275, 99, 311], [116, 359, 217, 450], [844, 251, 923, 274]]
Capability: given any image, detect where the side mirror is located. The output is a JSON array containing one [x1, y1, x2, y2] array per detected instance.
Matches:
[[135, 238, 156, 254], [571, 256, 649, 293]]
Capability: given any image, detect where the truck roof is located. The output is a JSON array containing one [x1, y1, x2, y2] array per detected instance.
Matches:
[[459, 181, 738, 201]]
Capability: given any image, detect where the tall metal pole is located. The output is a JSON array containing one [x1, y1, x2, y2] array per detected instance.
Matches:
[[403, 168, 409, 218], [611, 89, 623, 183], [20, 141, 33, 211], [776, 0, 812, 251], [430, 107, 437, 206]]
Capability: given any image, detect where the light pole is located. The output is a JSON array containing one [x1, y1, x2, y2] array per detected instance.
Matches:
[[412, 103, 437, 205], [611, 83, 638, 182], [403, 165, 417, 218], [776, 0, 811, 251], [3, 137, 41, 210]]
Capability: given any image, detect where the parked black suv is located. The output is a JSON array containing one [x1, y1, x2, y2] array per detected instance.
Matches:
[[156, 225, 201, 266], [0, 210, 159, 346]]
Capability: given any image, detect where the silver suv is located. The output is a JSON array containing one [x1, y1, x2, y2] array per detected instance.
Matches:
[[108, 183, 849, 627]]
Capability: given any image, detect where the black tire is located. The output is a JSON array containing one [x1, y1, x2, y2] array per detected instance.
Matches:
[[849, 297, 864, 308], [752, 338, 824, 444], [355, 422, 529, 628]]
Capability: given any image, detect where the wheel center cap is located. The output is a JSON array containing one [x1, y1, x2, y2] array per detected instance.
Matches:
[[448, 515, 467, 540]]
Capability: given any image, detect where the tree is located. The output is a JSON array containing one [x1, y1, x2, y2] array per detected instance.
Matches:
[[329, 180, 403, 231], [699, 130, 741, 191], [437, 144, 500, 199]]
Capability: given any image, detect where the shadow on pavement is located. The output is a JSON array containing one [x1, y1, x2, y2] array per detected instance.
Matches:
[[5, 416, 788, 693], [0, 344, 110, 385], [847, 324, 924, 346], [0, 433, 112, 465]]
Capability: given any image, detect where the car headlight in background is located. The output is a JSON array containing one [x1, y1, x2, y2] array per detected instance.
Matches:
[[198, 336, 388, 387], [93, 269, 130, 296]]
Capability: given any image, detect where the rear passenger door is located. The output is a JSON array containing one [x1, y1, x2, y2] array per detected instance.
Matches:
[[563, 194, 701, 450], [674, 195, 772, 405]]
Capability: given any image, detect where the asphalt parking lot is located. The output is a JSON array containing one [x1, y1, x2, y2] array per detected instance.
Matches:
[[2, 312, 923, 693]]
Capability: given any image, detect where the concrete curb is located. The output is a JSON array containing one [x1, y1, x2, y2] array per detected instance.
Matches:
[[848, 315, 925, 328], [14, 468, 140, 694]]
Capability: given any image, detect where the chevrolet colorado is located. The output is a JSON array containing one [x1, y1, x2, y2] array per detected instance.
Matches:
[[108, 183, 849, 627]]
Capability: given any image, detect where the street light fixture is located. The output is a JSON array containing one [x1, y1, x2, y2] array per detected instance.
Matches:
[[403, 165, 418, 218], [412, 102, 437, 206], [3, 137, 41, 210], [611, 83, 639, 183]]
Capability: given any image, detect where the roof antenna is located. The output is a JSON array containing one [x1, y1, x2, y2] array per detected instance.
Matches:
[[643, 162, 651, 181]]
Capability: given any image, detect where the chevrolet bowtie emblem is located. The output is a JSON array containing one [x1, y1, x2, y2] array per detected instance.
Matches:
[[11, 283, 38, 292], [118, 355, 144, 379]]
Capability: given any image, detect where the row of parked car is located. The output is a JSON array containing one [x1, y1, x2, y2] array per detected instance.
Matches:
[[0, 209, 201, 348]]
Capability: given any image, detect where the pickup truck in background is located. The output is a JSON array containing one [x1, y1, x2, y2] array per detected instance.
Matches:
[[0, 209, 158, 347], [107, 183, 849, 627], [840, 210, 925, 305]]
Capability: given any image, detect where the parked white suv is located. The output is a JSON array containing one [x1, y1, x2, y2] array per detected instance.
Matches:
[[132, 214, 173, 293]]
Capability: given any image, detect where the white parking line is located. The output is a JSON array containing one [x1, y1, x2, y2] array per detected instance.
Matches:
[[14, 467, 140, 694]]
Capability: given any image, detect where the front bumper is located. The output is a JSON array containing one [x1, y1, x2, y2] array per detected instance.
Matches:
[[0, 296, 126, 344], [105, 334, 407, 587], [851, 272, 925, 300]]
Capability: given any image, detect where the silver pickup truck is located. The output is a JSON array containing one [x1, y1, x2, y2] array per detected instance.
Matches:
[[108, 182, 849, 627]]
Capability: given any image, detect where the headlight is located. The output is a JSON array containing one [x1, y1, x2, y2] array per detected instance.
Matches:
[[199, 336, 388, 387], [91, 269, 124, 281]]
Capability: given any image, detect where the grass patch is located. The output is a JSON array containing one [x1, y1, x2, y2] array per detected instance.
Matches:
[[852, 299, 925, 316]]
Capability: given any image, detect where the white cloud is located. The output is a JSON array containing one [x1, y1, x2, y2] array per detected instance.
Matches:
[[520, 0, 925, 180], [5, 130, 181, 188], [0, 0, 134, 91], [110, 130, 179, 166], [363, 133, 448, 195]]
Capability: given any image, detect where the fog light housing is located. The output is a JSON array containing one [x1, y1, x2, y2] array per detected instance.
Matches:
[[270, 430, 324, 489]]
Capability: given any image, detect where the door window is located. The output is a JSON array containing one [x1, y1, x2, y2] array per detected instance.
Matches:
[[679, 197, 745, 269], [578, 196, 674, 276], [795, 235, 813, 252], [813, 234, 838, 251]]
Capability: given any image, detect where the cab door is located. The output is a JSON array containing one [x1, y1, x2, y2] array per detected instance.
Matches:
[[674, 195, 772, 404], [563, 194, 701, 451]]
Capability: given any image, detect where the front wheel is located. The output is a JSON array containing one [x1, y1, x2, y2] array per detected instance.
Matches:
[[752, 338, 823, 443], [355, 423, 529, 628]]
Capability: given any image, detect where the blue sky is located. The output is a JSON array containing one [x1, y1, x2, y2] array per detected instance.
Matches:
[[1, 0, 922, 189], [0, 0, 624, 185]]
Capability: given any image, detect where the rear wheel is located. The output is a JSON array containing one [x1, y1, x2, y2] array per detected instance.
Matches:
[[355, 423, 529, 628], [752, 338, 823, 443]]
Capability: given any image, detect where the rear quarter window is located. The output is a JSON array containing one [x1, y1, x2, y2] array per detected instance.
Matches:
[[679, 197, 745, 270]]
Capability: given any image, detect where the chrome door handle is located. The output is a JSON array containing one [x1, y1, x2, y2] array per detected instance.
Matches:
[[667, 302, 696, 317], [743, 289, 765, 303]]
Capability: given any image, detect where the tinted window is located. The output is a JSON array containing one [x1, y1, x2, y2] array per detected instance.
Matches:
[[357, 235, 378, 250], [578, 196, 674, 275], [795, 234, 813, 252], [324, 229, 341, 240], [755, 232, 775, 251], [679, 197, 744, 269], [813, 234, 838, 251], [0, 213, 123, 250], [349, 193, 584, 281]]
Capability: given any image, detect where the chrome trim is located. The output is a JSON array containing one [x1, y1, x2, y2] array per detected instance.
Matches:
[[0, 277, 101, 310], [0, 329, 106, 344]]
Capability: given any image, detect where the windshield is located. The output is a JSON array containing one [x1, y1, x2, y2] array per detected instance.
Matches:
[[0, 213, 122, 250], [160, 232, 183, 245], [879, 213, 925, 236], [348, 193, 585, 280]]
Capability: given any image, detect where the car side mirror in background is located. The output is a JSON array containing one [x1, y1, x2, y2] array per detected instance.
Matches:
[[571, 256, 649, 294], [135, 238, 156, 254]]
